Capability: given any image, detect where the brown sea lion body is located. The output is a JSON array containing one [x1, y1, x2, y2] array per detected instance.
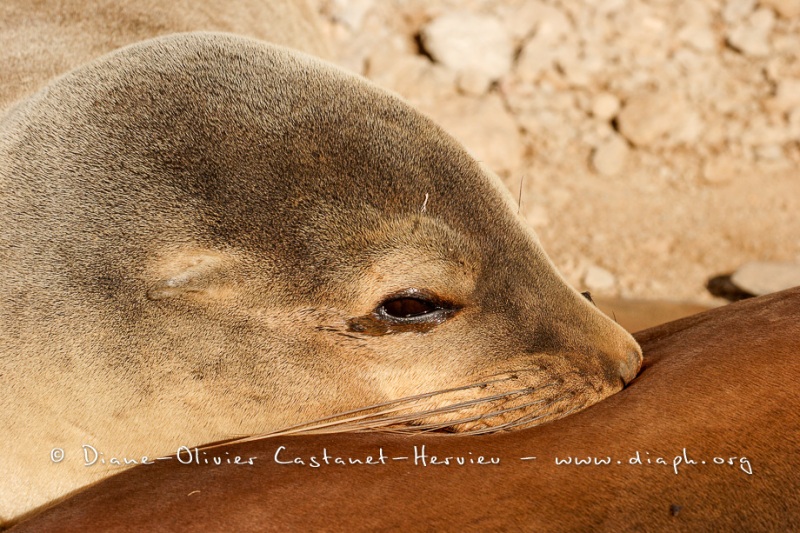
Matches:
[[0, 2, 641, 526], [11, 288, 799, 532]]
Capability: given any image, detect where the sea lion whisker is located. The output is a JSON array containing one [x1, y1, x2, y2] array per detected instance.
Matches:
[[209, 403, 421, 444], [224, 398, 583, 439], [312, 386, 541, 433], [279, 382, 563, 436], [464, 395, 580, 434], [261, 386, 539, 437], [394, 396, 558, 434], [396, 384, 565, 432], [210, 379, 540, 446], [475, 366, 545, 380]]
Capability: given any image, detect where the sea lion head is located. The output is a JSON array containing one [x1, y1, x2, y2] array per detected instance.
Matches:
[[3, 32, 641, 437]]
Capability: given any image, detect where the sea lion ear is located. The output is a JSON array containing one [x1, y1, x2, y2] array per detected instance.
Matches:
[[146, 250, 230, 301]]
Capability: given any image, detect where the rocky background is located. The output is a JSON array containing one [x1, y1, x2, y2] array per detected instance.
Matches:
[[310, 0, 800, 304]]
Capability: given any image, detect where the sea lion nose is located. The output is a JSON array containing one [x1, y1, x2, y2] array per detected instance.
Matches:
[[619, 346, 643, 386]]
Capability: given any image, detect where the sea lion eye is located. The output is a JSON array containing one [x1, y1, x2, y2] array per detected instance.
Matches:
[[358, 290, 460, 332], [380, 297, 439, 319], [346, 291, 460, 334]]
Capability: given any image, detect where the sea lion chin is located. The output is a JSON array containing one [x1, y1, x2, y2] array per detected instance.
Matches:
[[0, 31, 640, 525]]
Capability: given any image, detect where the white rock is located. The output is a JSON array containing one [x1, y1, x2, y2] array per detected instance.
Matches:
[[335, 25, 395, 75], [760, 0, 800, 18], [727, 8, 775, 57], [517, 109, 578, 146], [328, 0, 377, 31], [596, 0, 628, 14], [591, 135, 629, 176], [422, 93, 523, 177], [678, 2, 713, 26], [723, 0, 757, 23], [673, 49, 707, 79], [731, 261, 800, 295], [500, 1, 570, 42], [558, 258, 585, 289], [456, 68, 492, 96], [515, 38, 556, 80], [677, 24, 717, 52], [616, 89, 701, 147], [558, 64, 591, 87], [756, 144, 784, 160], [552, 91, 578, 113], [740, 120, 788, 146], [591, 92, 621, 121], [531, 4, 572, 43], [772, 79, 800, 112], [672, 111, 705, 144], [368, 54, 456, 106], [752, 8, 777, 31], [773, 34, 800, 54], [789, 109, 800, 138], [556, 50, 596, 87], [581, 120, 615, 147], [584, 265, 617, 291], [420, 13, 514, 81], [525, 204, 550, 228]]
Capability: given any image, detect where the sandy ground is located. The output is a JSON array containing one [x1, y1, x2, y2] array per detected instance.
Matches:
[[310, 0, 800, 319]]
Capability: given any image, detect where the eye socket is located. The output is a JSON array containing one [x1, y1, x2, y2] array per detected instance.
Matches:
[[380, 297, 439, 319]]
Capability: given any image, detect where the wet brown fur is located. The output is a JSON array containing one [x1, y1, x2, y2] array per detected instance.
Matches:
[[0, 1, 641, 525]]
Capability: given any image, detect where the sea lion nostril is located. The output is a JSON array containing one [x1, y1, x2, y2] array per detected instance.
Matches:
[[620, 348, 643, 386]]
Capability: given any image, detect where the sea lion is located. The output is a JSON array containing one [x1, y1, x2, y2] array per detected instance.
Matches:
[[0, 5, 642, 528], [10, 288, 798, 532], [0, 0, 330, 113]]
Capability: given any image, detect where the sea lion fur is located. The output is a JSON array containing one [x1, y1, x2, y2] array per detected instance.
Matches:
[[0, 0, 330, 113], [11, 288, 797, 532], [0, 8, 641, 527]]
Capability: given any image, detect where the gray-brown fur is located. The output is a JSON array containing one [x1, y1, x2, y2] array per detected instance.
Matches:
[[0, 0, 329, 113], [0, 3, 640, 526]]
